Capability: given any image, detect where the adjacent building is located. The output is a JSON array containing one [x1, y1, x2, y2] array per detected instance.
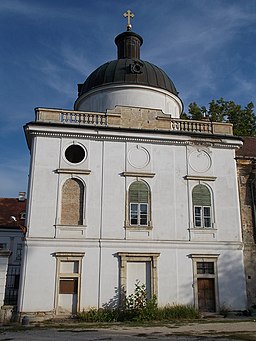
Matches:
[[0, 193, 26, 311], [236, 137, 256, 308]]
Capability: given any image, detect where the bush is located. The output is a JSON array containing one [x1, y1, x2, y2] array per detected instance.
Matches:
[[78, 282, 199, 322]]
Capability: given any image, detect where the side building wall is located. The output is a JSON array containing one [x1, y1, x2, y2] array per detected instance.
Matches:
[[237, 158, 256, 307]]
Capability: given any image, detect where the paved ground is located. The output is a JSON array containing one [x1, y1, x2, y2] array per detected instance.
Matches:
[[1, 319, 256, 340]]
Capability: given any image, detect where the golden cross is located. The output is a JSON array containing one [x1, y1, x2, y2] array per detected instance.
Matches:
[[123, 10, 134, 31]]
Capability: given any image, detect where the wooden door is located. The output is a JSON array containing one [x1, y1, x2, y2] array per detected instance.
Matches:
[[197, 278, 215, 312]]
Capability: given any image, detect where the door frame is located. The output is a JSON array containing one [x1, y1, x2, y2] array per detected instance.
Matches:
[[117, 252, 160, 306], [54, 252, 84, 315], [190, 254, 220, 313]]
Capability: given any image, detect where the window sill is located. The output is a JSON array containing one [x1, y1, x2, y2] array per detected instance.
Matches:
[[56, 224, 87, 228], [189, 227, 217, 241], [125, 225, 153, 231], [192, 227, 217, 231], [54, 224, 87, 238]]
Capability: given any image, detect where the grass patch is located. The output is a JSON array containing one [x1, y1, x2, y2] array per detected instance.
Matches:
[[78, 281, 199, 323], [77, 304, 199, 323]]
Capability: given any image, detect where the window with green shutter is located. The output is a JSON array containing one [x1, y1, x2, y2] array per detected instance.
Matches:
[[129, 181, 150, 226], [192, 185, 212, 228]]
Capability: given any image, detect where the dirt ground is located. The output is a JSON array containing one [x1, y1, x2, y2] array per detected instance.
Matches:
[[1, 317, 256, 340]]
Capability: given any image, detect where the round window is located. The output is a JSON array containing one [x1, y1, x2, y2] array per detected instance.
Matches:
[[65, 144, 85, 164]]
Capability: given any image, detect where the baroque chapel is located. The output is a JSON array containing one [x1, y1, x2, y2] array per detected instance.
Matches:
[[19, 12, 247, 317]]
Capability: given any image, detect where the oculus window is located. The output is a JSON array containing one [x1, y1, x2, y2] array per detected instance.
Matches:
[[65, 144, 85, 164]]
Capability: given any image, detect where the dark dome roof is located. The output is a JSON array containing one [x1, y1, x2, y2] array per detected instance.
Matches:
[[77, 30, 179, 99], [78, 58, 178, 97]]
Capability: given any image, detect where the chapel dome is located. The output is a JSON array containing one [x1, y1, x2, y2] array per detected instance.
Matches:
[[74, 29, 183, 117], [77, 58, 178, 97]]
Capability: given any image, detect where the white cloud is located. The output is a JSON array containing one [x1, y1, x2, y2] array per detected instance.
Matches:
[[60, 45, 94, 76], [31, 58, 74, 98], [0, 157, 29, 197]]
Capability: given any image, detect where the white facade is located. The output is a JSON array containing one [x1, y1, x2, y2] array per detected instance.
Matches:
[[19, 105, 247, 317], [19, 26, 247, 317]]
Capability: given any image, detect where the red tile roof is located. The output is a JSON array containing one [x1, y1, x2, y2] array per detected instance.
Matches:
[[236, 137, 256, 158], [0, 198, 26, 229]]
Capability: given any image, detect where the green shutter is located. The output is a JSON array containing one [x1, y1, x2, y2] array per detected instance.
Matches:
[[192, 185, 211, 206], [129, 181, 149, 203]]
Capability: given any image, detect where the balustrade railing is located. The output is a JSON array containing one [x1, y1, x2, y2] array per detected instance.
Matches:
[[170, 119, 212, 133], [60, 112, 107, 126], [35, 108, 231, 135]]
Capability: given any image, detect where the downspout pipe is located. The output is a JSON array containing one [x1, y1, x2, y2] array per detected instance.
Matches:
[[249, 172, 256, 242]]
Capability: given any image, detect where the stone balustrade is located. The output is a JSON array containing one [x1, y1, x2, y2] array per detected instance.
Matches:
[[34, 107, 233, 136]]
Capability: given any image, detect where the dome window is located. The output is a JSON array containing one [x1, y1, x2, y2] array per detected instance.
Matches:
[[130, 61, 143, 74]]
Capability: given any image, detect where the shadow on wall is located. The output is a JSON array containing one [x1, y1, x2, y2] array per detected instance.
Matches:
[[217, 251, 247, 310], [102, 286, 126, 309], [101, 250, 247, 312]]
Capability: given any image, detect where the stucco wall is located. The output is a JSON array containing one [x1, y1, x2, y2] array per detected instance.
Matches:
[[20, 115, 247, 315]]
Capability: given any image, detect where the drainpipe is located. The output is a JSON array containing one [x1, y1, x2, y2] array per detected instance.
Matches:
[[97, 140, 105, 309], [249, 172, 256, 242]]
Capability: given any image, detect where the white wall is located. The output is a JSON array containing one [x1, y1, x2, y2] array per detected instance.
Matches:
[[75, 85, 183, 118], [19, 122, 247, 315], [0, 251, 10, 307]]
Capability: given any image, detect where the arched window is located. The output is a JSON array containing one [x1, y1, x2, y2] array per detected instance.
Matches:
[[128, 181, 150, 226], [192, 184, 212, 228], [61, 178, 84, 225]]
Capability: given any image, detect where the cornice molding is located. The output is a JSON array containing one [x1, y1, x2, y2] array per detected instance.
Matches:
[[27, 130, 239, 149], [121, 171, 155, 178], [184, 175, 217, 181], [55, 169, 91, 175]]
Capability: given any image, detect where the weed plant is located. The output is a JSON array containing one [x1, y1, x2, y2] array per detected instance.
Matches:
[[78, 281, 199, 322]]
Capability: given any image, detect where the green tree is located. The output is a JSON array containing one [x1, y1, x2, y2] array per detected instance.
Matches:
[[188, 102, 204, 121], [185, 98, 256, 136]]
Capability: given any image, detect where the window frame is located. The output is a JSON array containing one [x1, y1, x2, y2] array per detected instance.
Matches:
[[194, 205, 212, 228], [192, 184, 213, 229], [130, 202, 148, 226], [126, 180, 152, 229]]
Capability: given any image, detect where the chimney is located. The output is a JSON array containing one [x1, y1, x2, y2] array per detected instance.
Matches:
[[18, 192, 26, 201]]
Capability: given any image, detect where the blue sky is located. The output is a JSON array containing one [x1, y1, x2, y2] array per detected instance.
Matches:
[[0, 0, 256, 197]]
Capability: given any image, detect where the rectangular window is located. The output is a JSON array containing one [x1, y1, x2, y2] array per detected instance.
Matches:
[[59, 278, 78, 294], [203, 207, 211, 228], [194, 206, 202, 227], [130, 203, 148, 226], [130, 203, 138, 225], [194, 206, 211, 228], [16, 243, 23, 261], [197, 262, 214, 274]]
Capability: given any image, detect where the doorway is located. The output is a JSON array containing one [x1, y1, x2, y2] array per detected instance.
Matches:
[[54, 252, 84, 316], [190, 254, 219, 313], [127, 261, 151, 299], [197, 278, 216, 312]]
